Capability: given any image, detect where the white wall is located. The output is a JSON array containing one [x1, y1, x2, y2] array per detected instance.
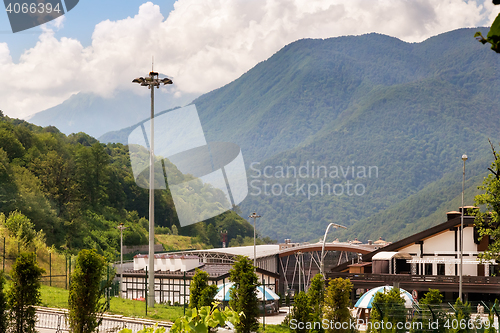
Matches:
[[399, 226, 482, 277]]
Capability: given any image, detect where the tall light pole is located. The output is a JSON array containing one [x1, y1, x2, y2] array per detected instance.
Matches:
[[133, 70, 173, 307], [249, 212, 261, 268], [320, 223, 348, 278], [459, 154, 468, 301], [117, 223, 127, 298]]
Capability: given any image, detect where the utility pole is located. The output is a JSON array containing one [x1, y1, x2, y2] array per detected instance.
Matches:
[[459, 154, 468, 301], [133, 67, 173, 307]]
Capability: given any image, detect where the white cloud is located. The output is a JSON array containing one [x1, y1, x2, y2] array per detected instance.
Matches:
[[1, 0, 499, 119]]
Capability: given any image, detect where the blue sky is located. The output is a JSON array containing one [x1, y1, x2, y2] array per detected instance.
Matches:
[[0, 0, 498, 119]]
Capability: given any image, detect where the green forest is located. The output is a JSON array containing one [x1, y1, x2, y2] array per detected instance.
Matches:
[[0, 111, 261, 259]]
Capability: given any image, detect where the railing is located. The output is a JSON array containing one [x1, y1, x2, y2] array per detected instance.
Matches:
[[326, 272, 500, 285], [35, 307, 172, 333]]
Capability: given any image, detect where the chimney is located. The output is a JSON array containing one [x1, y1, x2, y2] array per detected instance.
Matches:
[[446, 211, 461, 221], [458, 206, 479, 217]]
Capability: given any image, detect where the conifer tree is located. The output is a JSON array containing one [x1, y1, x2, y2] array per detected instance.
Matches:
[[291, 291, 311, 333], [229, 255, 259, 333], [68, 249, 108, 333], [323, 277, 354, 333], [8, 252, 45, 333], [189, 268, 217, 309]]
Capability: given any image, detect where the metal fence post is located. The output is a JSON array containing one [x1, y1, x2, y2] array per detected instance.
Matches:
[[145, 267, 148, 316], [183, 271, 186, 315], [65, 254, 68, 290], [262, 274, 265, 331], [49, 252, 52, 287], [107, 265, 110, 311], [69, 256, 72, 287]]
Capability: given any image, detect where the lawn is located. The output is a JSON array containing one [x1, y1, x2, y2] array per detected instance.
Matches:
[[40, 285, 183, 322], [260, 323, 291, 332], [41, 285, 290, 331], [155, 234, 209, 251]]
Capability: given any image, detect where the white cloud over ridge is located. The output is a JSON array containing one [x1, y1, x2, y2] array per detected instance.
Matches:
[[1, 0, 498, 119]]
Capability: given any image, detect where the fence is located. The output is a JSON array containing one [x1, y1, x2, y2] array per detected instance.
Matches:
[[0, 237, 121, 301], [0, 236, 70, 289], [35, 307, 172, 332]]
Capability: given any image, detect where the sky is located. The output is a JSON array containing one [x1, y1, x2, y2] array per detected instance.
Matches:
[[0, 0, 499, 119]]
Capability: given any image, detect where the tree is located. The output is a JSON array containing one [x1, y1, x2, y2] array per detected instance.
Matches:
[[228, 255, 259, 333], [411, 289, 445, 333], [323, 278, 354, 333], [74, 143, 110, 207], [8, 252, 45, 333], [368, 288, 406, 333], [308, 273, 325, 333], [291, 291, 311, 333], [4, 210, 36, 247], [474, 141, 500, 261], [449, 298, 472, 333], [68, 249, 108, 333], [419, 289, 442, 306], [475, 1, 500, 53], [0, 272, 9, 332], [189, 269, 218, 309]]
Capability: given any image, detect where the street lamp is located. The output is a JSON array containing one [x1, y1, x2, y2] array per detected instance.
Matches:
[[133, 70, 173, 307], [320, 223, 348, 278], [249, 212, 261, 267], [459, 154, 468, 301], [117, 223, 127, 298]]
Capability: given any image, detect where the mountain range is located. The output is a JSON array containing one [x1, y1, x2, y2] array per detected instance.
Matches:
[[30, 27, 500, 244], [28, 89, 197, 138]]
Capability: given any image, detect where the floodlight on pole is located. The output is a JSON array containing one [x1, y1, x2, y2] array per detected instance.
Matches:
[[459, 154, 468, 301], [249, 212, 261, 268], [320, 223, 348, 278], [117, 223, 127, 298], [132, 69, 173, 308]]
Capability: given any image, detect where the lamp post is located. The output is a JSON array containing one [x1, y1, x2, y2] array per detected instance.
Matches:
[[133, 70, 173, 307], [249, 212, 261, 268], [117, 223, 127, 298], [320, 223, 348, 277], [459, 154, 468, 301]]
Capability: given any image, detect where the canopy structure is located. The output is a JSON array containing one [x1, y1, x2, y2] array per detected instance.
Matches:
[[214, 282, 280, 301], [354, 286, 415, 309], [372, 252, 412, 260]]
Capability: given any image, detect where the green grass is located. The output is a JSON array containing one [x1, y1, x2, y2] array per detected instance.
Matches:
[[260, 323, 291, 332], [40, 285, 70, 309], [155, 234, 209, 251], [40, 285, 184, 322]]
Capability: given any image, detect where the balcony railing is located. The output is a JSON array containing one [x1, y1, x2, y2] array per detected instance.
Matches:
[[326, 272, 500, 285]]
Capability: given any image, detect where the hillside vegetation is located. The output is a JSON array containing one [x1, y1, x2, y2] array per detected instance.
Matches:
[[0, 113, 257, 258]]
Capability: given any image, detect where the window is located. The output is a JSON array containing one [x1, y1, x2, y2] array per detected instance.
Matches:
[[425, 263, 432, 275], [437, 264, 445, 276]]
